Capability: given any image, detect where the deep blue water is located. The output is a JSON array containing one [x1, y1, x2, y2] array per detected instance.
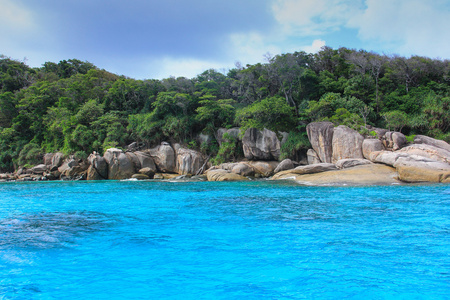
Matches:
[[0, 180, 449, 299]]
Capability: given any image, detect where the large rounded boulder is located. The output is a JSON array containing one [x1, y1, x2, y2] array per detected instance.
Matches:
[[242, 128, 281, 161], [332, 125, 364, 163], [149, 142, 176, 173], [103, 148, 134, 180]]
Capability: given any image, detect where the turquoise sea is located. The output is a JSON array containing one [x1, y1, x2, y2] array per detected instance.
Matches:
[[0, 180, 449, 299]]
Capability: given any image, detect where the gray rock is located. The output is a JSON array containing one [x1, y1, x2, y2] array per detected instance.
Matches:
[[332, 125, 364, 162], [131, 173, 150, 180], [414, 135, 450, 152], [43, 153, 54, 166], [206, 169, 249, 181], [50, 152, 64, 171], [125, 152, 141, 172], [384, 131, 407, 150], [149, 142, 176, 173], [104, 148, 135, 180], [31, 164, 47, 174], [217, 127, 241, 146], [58, 159, 78, 173], [242, 128, 281, 161], [362, 139, 385, 160], [272, 163, 337, 179], [231, 163, 255, 177], [87, 153, 108, 179], [335, 158, 372, 169], [86, 165, 104, 180], [134, 151, 157, 172], [397, 144, 450, 164], [369, 151, 410, 167], [394, 155, 450, 183], [307, 149, 321, 165], [246, 161, 279, 177], [306, 122, 334, 163], [176, 147, 204, 175], [274, 159, 295, 173], [138, 167, 155, 178]]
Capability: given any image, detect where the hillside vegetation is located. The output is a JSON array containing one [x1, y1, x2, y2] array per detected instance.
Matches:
[[0, 47, 449, 172]]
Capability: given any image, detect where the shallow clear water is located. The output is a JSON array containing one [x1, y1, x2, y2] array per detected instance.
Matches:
[[0, 180, 449, 299]]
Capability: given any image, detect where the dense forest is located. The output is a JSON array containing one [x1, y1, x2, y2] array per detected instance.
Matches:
[[0, 47, 449, 172]]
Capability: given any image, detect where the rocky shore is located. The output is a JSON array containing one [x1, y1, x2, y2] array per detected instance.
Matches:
[[1, 122, 449, 185]]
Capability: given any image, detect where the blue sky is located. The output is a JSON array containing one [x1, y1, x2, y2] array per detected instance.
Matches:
[[1, 0, 449, 79]]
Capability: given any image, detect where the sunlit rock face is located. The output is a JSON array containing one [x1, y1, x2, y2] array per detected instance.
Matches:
[[306, 122, 334, 163]]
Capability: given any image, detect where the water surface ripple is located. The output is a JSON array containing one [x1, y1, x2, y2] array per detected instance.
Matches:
[[0, 181, 449, 299]]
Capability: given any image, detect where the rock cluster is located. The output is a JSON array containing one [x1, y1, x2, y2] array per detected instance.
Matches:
[[277, 122, 450, 184], [1, 123, 448, 185]]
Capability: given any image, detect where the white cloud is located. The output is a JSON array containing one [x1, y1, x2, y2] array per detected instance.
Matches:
[[301, 39, 326, 53], [269, 0, 450, 59], [348, 0, 450, 58], [139, 57, 229, 80], [0, 0, 34, 30], [272, 0, 364, 35]]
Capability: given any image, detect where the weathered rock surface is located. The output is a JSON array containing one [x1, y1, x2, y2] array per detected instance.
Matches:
[[31, 164, 47, 174], [86, 165, 104, 180], [58, 158, 78, 174], [332, 125, 364, 162], [50, 152, 64, 171], [307, 149, 321, 165], [273, 164, 400, 185], [335, 158, 372, 169], [134, 151, 157, 171], [414, 135, 450, 152], [87, 153, 108, 179], [368, 151, 406, 166], [104, 148, 134, 180], [384, 132, 407, 151], [206, 169, 249, 181], [231, 163, 255, 177], [272, 163, 337, 179], [217, 127, 241, 145], [176, 147, 204, 175], [397, 144, 450, 164], [273, 159, 295, 174], [131, 173, 150, 180], [242, 128, 281, 161], [247, 161, 279, 177], [138, 167, 155, 178], [362, 139, 385, 160], [149, 142, 176, 173], [43, 153, 54, 166], [394, 156, 450, 183], [306, 122, 334, 163]]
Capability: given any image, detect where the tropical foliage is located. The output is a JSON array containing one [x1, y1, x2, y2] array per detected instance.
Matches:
[[0, 48, 449, 171]]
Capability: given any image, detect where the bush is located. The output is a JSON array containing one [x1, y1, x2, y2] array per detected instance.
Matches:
[[280, 130, 311, 161]]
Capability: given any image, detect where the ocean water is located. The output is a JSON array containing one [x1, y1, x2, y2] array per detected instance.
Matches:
[[0, 180, 449, 299]]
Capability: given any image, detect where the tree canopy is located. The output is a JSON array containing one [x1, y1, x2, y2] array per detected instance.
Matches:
[[0, 48, 449, 171]]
